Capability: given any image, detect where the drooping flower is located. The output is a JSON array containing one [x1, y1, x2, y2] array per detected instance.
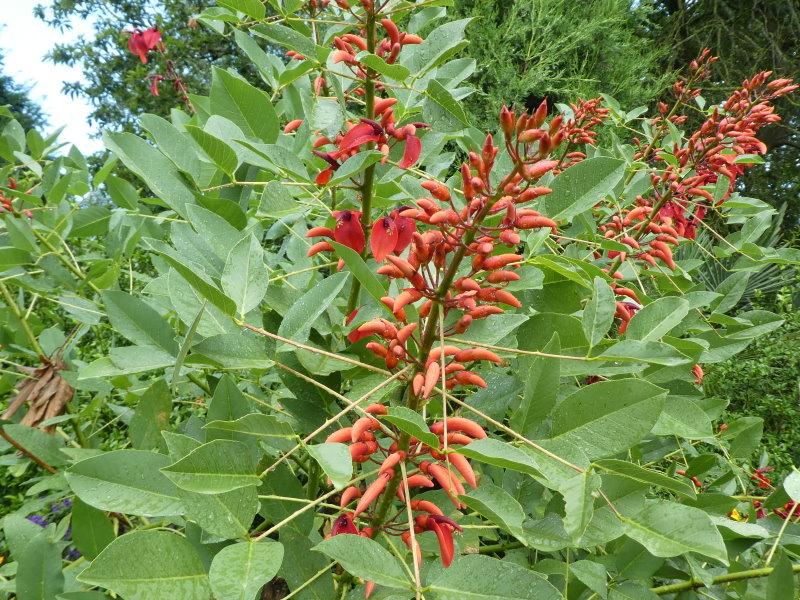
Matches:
[[148, 74, 164, 96], [369, 209, 415, 262], [127, 27, 162, 64], [370, 216, 397, 262], [331, 513, 359, 536], [333, 210, 365, 253]]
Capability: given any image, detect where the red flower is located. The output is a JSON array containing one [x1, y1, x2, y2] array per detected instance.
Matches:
[[399, 134, 421, 169], [370, 209, 415, 262], [423, 514, 462, 567], [339, 122, 382, 153], [331, 513, 359, 536], [370, 217, 397, 262], [127, 27, 162, 64], [148, 75, 164, 96], [333, 210, 365, 253]]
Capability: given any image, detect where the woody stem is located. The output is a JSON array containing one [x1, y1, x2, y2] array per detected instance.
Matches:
[[370, 163, 520, 530], [346, 8, 378, 314]]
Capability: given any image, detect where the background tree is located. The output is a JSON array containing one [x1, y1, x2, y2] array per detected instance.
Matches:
[[449, 0, 670, 128], [0, 50, 45, 130], [35, 0, 255, 134]]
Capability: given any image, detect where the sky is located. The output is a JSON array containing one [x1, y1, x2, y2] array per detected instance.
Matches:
[[1, 0, 104, 154]]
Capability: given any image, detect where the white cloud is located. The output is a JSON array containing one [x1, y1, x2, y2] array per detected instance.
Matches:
[[1, 0, 105, 155]]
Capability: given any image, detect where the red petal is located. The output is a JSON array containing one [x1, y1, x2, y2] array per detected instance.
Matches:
[[428, 519, 454, 567], [392, 214, 415, 253], [399, 135, 421, 169], [346, 307, 361, 325], [370, 217, 397, 262], [339, 123, 381, 153], [331, 513, 360, 536], [334, 210, 365, 253], [315, 168, 334, 185], [141, 27, 162, 50]]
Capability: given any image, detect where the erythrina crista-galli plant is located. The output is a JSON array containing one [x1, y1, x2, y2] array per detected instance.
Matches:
[[1, 0, 800, 599]]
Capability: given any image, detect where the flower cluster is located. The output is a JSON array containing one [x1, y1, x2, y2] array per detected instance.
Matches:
[[0, 180, 32, 219], [311, 112, 424, 186], [325, 402, 486, 570], [124, 25, 193, 111], [603, 59, 796, 280]]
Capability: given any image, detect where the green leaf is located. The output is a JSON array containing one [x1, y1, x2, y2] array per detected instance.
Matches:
[[561, 469, 602, 540], [210, 67, 277, 142], [148, 243, 237, 314], [328, 151, 383, 185], [257, 181, 298, 218], [597, 340, 691, 366], [306, 443, 352, 491], [186, 125, 239, 176], [66, 450, 183, 516], [594, 459, 696, 499], [404, 18, 472, 75], [1, 424, 67, 467], [510, 333, 560, 437], [625, 297, 690, 341], [381, 407, 439, 448], [428, 554, 563, 599], [457, 438, 540, 478], [765, 552, 795, 600], [205, 413, 296, 453], [15, 531, 64, 600], [313, 536, 410, 590], [252, 23, 319, 61], [103, 131, 196, 219], [711, 271, 751, 314], [550, 379, 667, 460], [329, 241, 387, 307], [582, 277, 615, 346], [621, 500, 728, 564], [222, 234, 269, 317], [162, 439, 260, 493], [70, 498, 115, 560], [217, 0, 265, 19], [544, 157, 626, 221], [130, 378, 172, 452], [208, 374, 250, 423], [192, 332, 273, 370], [356, 52, 410, 81], [276, 271, 349, 346], [209, 541, 284, 600], [721, 416, 763, 459], [783, 469, 800, 502], [570, 560, 607, 598], [461, 482, 526, 541], [423, 79, 470, 131], [78, 530, 211, 599], [102, 290, 178, 354], [181, 485, 259, 540], [185, 203, 244, 261]]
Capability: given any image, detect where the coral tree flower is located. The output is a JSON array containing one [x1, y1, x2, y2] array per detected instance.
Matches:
[[333, 210, 365, 253], [370, 209, 415, 262], [127, 27, 162, 64]]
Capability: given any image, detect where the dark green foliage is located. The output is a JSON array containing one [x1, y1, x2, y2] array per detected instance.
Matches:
[[706, 291, 800, 474], [449, 0, 670, 128]]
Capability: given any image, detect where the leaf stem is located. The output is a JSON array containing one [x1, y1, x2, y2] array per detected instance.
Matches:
[[650, 563, 800, 595], [346, 7, 379, 315], [0, 281, 45, 358], [0, 426, 58, 473]]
